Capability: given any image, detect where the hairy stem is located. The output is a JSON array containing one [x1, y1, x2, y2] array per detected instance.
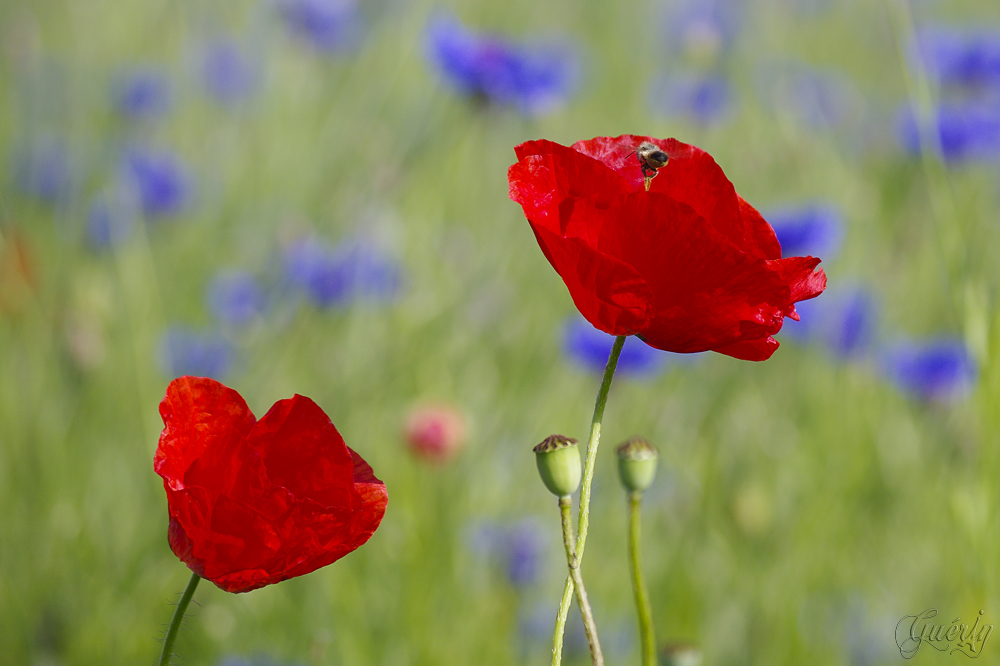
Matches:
[[157, 572, 200, 666], [560, 496, 604, 666]]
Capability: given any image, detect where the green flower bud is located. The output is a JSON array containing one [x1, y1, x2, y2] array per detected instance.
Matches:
[[659, 643, 702, 666], [616, 436, 658, 493], [533, 434, 581, 497]]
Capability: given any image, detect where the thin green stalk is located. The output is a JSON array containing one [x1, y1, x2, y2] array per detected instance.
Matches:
[[577, 334, 626, 560], [560, 496, 604, 666], [158, 572, 200, 666], [550, 335, 625, 665], [628, 491, 656, 666], [551, 569, 575, 666]]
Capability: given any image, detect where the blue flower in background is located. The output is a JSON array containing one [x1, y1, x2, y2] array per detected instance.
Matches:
[[285, 237, 402, 307], [661, 0, 745, 63], [206, 270, 264, 326], [426, 13, 580, 116], [915, 27, 1000, 90], [86, 188, 137, 249], [15, 137, 72, 203], [880, 339, 976, 401], [782, 285, 877, 358], [897, 102, 1000, 163], [159, 327, 233, 380], [564, 317, 673, 377], [113, 66, 172, 119], [201, 39, 258, 104], [278, 0, 364, 54], [119, 148, 191, 218], [468, 519, 546, 588], [766, 203, 843, 261], [647, 72, 733, 125]]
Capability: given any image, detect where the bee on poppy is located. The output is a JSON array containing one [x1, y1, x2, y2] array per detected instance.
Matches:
[[633, 141, 669, 188]]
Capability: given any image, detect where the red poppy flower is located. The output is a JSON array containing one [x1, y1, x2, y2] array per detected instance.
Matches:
[[154, 376, 388, 593], [508, 135, 827, 361]]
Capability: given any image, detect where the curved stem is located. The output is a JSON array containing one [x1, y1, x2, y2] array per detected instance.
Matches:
[[550, 336, 625, 665], [158, 572, 200, 666], [576, 334, 626, 561], [628, 491, 656, 666], [560, 497, 604, 666]]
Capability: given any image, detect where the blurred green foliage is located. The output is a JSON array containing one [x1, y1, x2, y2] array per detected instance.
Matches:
[[2, 0, 1000, 664]]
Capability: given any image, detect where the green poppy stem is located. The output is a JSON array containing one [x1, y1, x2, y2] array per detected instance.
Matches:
[[628, 490, 656, 666], [550, 335, 625, 666], [559, 496, 604, 666], [157, 572, 200, 666]]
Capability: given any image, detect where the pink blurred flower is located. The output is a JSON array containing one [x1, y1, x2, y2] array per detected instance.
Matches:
[[403, 404, 467, 463]]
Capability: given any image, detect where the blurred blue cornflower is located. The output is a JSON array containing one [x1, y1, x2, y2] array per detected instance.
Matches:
[[206, 270, 265, 326], [86, 188, 138, 249], [647, 72, 733, 125], [119, 147, 192, 218], [425, 13, 580, 116], [284, 237, 402, 307], [277, 0, 364, 54], [880, 338, 976, 401], [896, 101, 1000, 163], [766, 203, 844, 261], [159, 327, 233, 380], [914, 27, 1000, 91], [201, 39, 259, 104], [564, 317, 673, 377], [781, 285, 877, 358], [758, 64, 862, 129], [112, 66, 172, 119], [468, 519, 546, 588], [660, 0, 745, 64], [15, 137, 72, 203]]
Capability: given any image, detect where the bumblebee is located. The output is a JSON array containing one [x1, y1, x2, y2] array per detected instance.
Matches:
[[634, 141, 669, 179]]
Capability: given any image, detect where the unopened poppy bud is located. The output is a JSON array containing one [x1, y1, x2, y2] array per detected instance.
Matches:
[[616, 436, 658, 493], [533, 434, 581, 497], [659, 643, 702, 666]]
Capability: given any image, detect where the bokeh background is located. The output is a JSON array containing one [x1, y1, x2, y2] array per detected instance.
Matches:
[[2, 0, 1000, 663]]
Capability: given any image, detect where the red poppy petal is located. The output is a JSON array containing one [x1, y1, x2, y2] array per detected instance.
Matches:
[[167, 486, 286, 592], [531, 223, 654, 335], [181, 423, 274, 513], [510, 143, 627, 240], [570, 135, 751, 252], [767, 256, 827, 304], [265, 450, 386, 584], [712, 336, 781, 361], [249, 395, 360, 510], [645, 139, 749, 252], [737, 195, 782, 260], [590, 192, 789, 350], [570, 134, 650, 191], [155, 376, 256, 488]]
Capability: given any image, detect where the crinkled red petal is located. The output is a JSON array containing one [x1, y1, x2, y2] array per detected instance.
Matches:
[[531, 223, 654, 335], [155, 376, 256, 488], [154, 377, 387, 593], [249, 394, 359, 510], [712, 336, 781, 361]]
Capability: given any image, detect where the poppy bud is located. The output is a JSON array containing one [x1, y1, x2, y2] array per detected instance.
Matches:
[[403, 403, 467, 463], [533, 434, 581, 497], [616, 436, 658, 493]]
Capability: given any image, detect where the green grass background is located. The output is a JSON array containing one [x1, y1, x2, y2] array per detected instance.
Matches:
[[2, 0, 1000, 664]]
